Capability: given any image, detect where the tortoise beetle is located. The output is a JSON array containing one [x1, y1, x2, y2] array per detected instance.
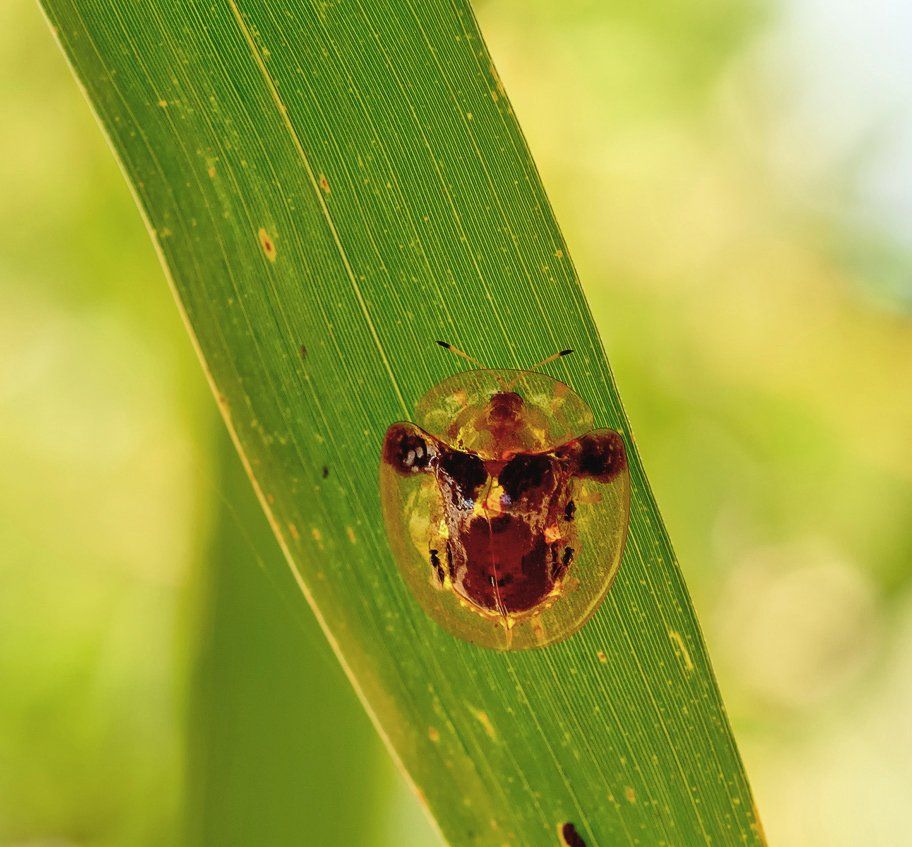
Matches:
[[380, 344, 630, 650]]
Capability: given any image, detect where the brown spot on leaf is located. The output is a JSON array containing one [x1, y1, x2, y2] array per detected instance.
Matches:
[[597, 650, 608, 664], [258, 227, 277, 262], [319, 173, 331, 194], [624, 786, 637, 804]]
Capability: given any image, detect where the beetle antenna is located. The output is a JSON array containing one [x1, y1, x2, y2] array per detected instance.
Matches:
[[437, 340, 512, 397], [502, 348, 573, 390], [436, 340, 489, 371], [526, 348, 573, 372]]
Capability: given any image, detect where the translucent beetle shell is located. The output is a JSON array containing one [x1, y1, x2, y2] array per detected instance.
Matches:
[[380, 368, 630, 650]]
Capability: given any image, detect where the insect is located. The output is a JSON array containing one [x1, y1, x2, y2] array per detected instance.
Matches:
[[380, 342, 630, 650]]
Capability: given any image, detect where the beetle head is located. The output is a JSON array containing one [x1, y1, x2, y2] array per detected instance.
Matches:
[[446, 389, 553, 458], [484, 390, 524, 434]]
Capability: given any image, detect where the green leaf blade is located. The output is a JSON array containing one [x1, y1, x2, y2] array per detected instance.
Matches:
[[41, 1, 766, 844]]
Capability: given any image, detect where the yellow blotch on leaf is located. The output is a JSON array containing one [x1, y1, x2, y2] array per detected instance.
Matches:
[[258, 227, 277, 262], [669, 629, 694, 673], [468, 706, 497, 741]]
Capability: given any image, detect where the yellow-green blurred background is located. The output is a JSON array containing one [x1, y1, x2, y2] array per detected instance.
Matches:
[[2, 0, 910, 844]]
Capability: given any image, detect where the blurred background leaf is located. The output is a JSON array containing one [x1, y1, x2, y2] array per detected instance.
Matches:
[[183, 429, 432, 847], [1, 0, 910, 846]]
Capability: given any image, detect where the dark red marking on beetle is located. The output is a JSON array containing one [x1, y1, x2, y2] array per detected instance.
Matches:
[[499, 452, 554, 503], [383, 423, 436, 474], [383, 420, 626, 619], [568, 430, 628, 482], [560, 821, 587, 847], [458, 514, 556, 613], [437, 449, 487, 505]]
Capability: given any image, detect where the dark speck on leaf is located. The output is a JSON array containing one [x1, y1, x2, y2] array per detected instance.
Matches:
[[299, 344, 307, 360], [322, 465, 329, 479], [561, 822, 587, 847]]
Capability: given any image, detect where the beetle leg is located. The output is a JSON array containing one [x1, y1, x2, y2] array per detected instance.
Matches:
[[429, 548, 445, 584]]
